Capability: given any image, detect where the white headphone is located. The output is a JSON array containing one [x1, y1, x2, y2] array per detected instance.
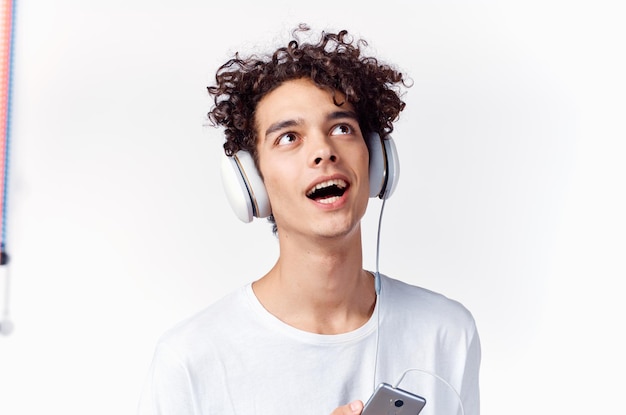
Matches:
[[220, 132, 400, 222]]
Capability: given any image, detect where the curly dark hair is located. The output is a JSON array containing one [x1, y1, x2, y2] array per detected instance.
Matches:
[[206, 24, 410, 164]]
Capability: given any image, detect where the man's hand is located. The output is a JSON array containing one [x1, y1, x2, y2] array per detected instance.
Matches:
[[331, 400, 364, 415]]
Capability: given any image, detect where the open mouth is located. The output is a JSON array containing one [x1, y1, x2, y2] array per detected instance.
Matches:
[[306, 179, 348, 204]]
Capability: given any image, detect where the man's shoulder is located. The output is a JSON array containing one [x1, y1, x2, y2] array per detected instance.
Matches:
[[381, 275, 476, 327], [156, 284, 250, 351]]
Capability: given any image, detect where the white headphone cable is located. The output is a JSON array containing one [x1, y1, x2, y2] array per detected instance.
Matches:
[[374, 196, 386, 295], [371, 198, 465, 415], [394, 368, 465, 415], [371, 196, 386, 389]]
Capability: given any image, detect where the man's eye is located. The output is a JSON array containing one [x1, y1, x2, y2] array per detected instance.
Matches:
[[277, 133, 298, 146], [331, 124, 353, 136]]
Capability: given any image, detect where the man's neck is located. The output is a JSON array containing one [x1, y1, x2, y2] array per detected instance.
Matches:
[[252, 231, 377, 334]]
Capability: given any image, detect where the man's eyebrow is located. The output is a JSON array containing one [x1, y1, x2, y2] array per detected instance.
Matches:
[[328, 110, 358, 122], [264, 119, 302, 139]]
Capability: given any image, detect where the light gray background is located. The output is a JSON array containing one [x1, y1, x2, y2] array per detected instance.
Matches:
[[1, 1, 624, 414]]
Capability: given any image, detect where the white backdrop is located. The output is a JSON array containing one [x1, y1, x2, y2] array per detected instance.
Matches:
[[1, 1, 624, 414]]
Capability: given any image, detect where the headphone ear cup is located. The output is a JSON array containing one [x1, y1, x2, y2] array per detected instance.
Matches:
[[220, 151, 271, 222], [366, 132, 400, 199], [381, 136, 400, 199]]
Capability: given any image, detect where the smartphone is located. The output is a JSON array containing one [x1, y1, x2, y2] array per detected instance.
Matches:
[[362, 382, 427, 415]]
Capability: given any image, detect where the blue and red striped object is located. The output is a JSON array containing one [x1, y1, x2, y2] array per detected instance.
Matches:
[[0, 0, 14, 266]]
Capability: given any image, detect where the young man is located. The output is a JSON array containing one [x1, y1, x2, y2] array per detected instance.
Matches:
[[138, 25, 480, 415]]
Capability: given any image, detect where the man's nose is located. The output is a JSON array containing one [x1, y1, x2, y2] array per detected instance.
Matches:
[[310, 136, 338, 166]]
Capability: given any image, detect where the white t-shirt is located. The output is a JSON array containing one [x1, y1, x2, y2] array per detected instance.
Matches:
[[138, 274, 481, 415]]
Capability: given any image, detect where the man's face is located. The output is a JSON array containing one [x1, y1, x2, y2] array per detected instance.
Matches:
[[254, 78, 370, 240]]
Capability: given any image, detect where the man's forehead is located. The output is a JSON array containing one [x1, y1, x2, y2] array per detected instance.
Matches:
[[253, 79, 356, 137]]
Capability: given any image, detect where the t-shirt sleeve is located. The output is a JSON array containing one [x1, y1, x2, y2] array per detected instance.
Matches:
[[137, 342, 198, 415], [460, 315, 481, 415]]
